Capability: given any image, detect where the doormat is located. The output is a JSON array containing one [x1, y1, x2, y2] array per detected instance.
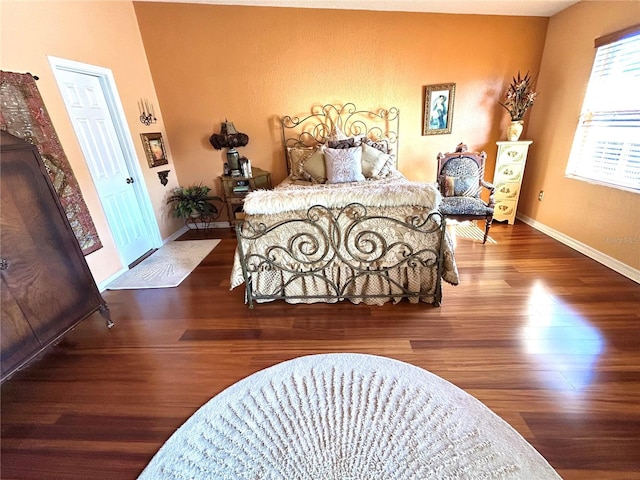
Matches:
[[106, 240, 220, 289]]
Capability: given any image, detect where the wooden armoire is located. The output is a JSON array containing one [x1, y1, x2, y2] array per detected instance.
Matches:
[[0, 131, 112, 382]]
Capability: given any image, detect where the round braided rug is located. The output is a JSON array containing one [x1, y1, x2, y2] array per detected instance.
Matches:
[[138, 353, 561, 479]]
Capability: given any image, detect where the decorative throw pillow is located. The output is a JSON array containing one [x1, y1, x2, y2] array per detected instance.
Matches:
[[300, 148, 327, 183], [327, 123, 347, 140], [326, 124, 361, 149], [376, 155, 397, 178], [286, 147, 315, 179], [362, 136, 392, 154], [441, 175, 481, 197], [328, 137, 358, 149], [360, 143, 391, 178], [324, 146, 365, 184]]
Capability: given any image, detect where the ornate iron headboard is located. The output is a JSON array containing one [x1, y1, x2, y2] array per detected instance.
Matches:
[[281, 103, 400, 174]]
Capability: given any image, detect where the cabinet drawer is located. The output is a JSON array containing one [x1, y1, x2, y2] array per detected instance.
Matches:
[[494, 163, 524, 183], [494, 182, 520, 200], [495, 200, 516, 218], [497, 144, 529, 164]]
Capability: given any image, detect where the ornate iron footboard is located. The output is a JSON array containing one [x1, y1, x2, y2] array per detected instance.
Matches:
[[235, 203, 447, 308]]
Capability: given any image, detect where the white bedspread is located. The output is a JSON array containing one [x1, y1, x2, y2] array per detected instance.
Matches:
[[243, 171, 441, 215]]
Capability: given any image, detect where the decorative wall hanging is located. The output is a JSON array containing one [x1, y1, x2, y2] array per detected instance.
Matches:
[[0, 70, 102, 255], [140, 132, 169, 168], [423, 83, 456, 135]]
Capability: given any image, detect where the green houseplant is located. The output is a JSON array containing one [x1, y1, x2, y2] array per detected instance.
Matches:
[[166, 183, 221, 219]]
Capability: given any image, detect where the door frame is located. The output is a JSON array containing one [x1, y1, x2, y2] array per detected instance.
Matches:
[[47, 56, 162, 265]]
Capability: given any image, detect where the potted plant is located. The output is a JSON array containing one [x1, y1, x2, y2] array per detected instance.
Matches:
[[166, 183, 221, 220]]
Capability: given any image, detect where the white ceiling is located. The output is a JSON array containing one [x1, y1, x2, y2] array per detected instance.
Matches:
[[135, 0, 581, 17]]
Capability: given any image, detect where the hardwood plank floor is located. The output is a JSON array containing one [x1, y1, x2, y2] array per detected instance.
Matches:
[[1, 221, 639, 479]]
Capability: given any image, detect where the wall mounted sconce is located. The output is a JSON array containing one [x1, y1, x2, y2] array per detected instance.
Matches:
[[157, 169, 170, 186], [139, 98, 157, 126]]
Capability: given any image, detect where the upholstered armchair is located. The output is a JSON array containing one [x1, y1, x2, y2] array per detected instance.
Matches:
[[436, 143, 495, 244]]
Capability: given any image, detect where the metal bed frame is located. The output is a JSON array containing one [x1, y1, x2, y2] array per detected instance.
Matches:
[[236, 204, 446, 308], [234, 103, 450, 308], [281, 102, 400, 170]]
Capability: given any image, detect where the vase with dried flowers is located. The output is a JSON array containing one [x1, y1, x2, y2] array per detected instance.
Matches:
[[499, 71, 538, 141]]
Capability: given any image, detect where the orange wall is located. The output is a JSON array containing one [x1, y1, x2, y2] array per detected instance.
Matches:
[[522, 1, 640, 270], [4, 0, 636, 281], [1, 0, 183, 285], [133, 3, 548, 189]]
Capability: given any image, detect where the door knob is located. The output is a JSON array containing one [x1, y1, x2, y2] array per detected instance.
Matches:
[[0, 259, 8, 270], [126, 177, 134, 184]]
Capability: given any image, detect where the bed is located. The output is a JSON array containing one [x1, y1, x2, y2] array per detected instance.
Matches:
[[229, 103, 459, 307]]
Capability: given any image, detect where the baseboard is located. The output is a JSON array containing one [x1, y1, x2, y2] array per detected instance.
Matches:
[[165, 225, 190, 243], [97, 267, 127, 292], [517, 213, 640, 284], [164, 222, 231, 243], [186, 221, 231, 230]]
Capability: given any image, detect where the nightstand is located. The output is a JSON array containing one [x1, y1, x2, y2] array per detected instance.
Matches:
[[220, 167, 272, 227]]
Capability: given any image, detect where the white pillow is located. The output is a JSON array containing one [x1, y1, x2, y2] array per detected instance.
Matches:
[[362, 136, 392, 154], [324, 146, 365, 184], [361, 143, 391, 178]]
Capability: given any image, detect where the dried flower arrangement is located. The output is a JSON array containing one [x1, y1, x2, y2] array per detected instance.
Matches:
[[499, 71, 538, 121]]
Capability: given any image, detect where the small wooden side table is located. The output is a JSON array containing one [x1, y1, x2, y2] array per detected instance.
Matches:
[[220, 167, 272, 227]]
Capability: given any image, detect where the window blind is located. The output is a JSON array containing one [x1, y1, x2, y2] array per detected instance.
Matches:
[[566, 27, 640, 192]]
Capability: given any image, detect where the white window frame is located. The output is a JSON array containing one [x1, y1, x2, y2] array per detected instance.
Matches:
[[565, 25, 640, 194]]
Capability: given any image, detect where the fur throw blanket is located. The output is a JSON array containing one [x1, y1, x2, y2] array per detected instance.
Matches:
[[243, 174, 442, 215]]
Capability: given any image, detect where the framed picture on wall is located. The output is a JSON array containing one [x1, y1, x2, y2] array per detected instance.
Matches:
[[141, 132, 169, 168], [423, 83, 456, 135]]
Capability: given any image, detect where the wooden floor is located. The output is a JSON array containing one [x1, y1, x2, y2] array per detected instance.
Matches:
[[1, 221, 639, 479]]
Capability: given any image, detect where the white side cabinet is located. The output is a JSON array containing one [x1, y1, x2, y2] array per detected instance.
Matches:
[[492, 140, 533, 225]]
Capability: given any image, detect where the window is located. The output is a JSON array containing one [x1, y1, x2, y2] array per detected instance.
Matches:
[[566, 25, 640, 192]]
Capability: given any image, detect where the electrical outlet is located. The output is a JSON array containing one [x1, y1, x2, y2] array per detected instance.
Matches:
[[538, 190, 544, 201]]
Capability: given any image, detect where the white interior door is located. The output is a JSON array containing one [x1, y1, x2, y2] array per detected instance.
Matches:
[[50, 59, 159, 267]]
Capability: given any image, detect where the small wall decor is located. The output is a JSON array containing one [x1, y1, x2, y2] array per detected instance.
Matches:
[[141, 132, 169, 168], [138, 98, 157, 126], [157, 169, 170, 186], [423, 83, 456, 135]]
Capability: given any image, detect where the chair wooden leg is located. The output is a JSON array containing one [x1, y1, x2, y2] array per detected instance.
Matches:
[[483, 216, 493, 244]]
